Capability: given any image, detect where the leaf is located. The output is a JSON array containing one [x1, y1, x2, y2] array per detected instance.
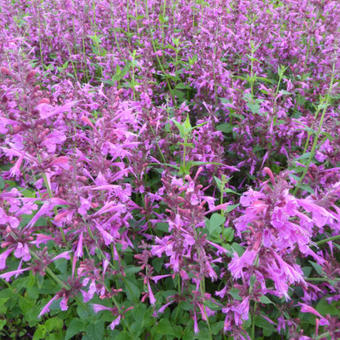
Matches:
[[125, 266, 142, 275], [65, 319, 85, 340], [308, 260, 324, 276], [210, 213, 226, 228], [0, 177, 5, 190], [152, 319, 176, 336], [316, 298, 340, 317], [114, 331, 133, 340], [222, 227, 234, 242], [259, 295, 274, 304], [302, 266, 312, 277], [0, 298, 9, 314], [0, 320, 6, 331], [229, 288, 242, 301], [254, 315, 275, 337], [279, 90, 291, 96], [77, 304, 91, 319], [155, 223, 169, 232], [224, 188, 241, 195], [45, 317, 63, 332], [125, 278, 141, 302], [207, 213, 225, 238], [83, 321, 105, 340], [216, 123, 234, 133], [225, 203, 240, 212], [33, 325, 47, 340], [231, 242, 244, 256]]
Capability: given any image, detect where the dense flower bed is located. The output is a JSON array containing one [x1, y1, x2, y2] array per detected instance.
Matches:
[[0, 1, 339, 339]]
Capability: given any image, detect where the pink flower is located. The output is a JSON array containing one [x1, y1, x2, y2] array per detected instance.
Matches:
[[109, 316, 121, 330], [228, 249, 257, 280], [147, 281, 156, 305], [0, 248, 14, 270], [299, 303, 329, 326], [14, 242, 31, 261], [92, 304, 112, 313], [39, 295, 59, 318], [0, 267, 30, 281]]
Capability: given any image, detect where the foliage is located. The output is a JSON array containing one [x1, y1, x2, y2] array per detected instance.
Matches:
[[0, 0, 339, 339]]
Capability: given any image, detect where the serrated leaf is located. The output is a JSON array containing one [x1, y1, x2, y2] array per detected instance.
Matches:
[[0, 320, 6, 331], [222, 227, 234, 242], [210, 213, 226, 227], [125, 278, 140, 301], [316, 298, 340, 317], [83, 321, 105, 340], [0, 298, 9, 314], [259, 295, 274, 304], [225, 203, 240, 212], [216, 123, 234, 133], [308, 261, 324, 276], [152, 319, 176, 336], [229, 288, 242, 300], [45, 317, 63, 332], [125, 266, 142, 275], [65, 319, 85, 340]]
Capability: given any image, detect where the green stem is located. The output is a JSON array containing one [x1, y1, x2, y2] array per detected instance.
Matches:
[[306, 277, 340, 282], [31, 251, 69, 289], [316, 330, 340, 340], [316, 234, 340, 246], [251, 302, 257, 340], [293, 63, 335, 195], [151, 39, 175, 104]]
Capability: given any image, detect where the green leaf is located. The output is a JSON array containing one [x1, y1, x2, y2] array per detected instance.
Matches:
[[152, 319, 176, 336], [231, 242, 244, 256], [114, 331, 133, 340], [279, 90, 291, 96], [229, 288, 242, 301], [259, 295, 274, 304], [207, 213, 225, 239], [125, 278, 140, 302], [0, 320, 6, 331], [0, 298, 9, 314], [216, 123, 234, 133], [33, 325, 47, 340], [308, 261, 324, 276], [210, 213, 226, 228], [155, 222, 169, 232], [45, 317, 63, 332], [76, 304, 91, 319], [125, 266, 142, 275], [222, 227, 234, 242], [65, 319, 85, 340], [302, 266, 312, 277], [0, 177, 5, 190], [316, 298, 340, 317], [225, 203, 240, 212], [83, 321, 105, 340], [254, 315, 275, 337]]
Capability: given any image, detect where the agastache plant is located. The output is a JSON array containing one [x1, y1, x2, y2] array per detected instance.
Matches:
[[0, 1, 339, 339]]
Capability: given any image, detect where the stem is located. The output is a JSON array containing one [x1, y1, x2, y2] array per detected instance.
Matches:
[[316, 331, 340, 340], [31, 251, 69, 289], [199, 279, 213, 340], [315, 234, 340, 246], [293, 63, 335, 195], [151, 39, 175, 104], [37, 154, 66, 244], [251, 302, 257, 340], [66, 44, 79, 83], [149, 125, 167, 163], [306, 277, 340, 282], [161, 0, 167, 45]]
